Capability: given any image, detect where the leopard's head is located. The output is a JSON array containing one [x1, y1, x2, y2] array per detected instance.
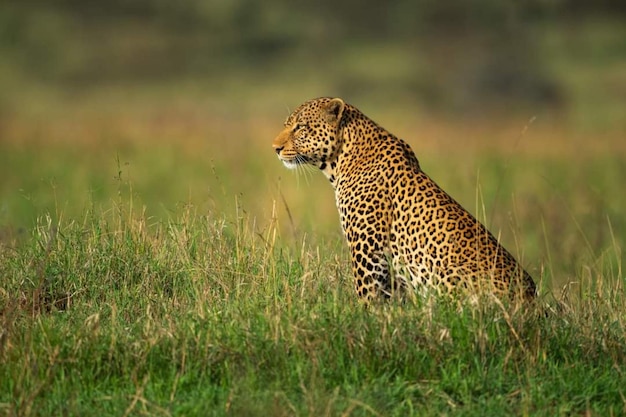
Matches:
[[273, 97, 345, 170]]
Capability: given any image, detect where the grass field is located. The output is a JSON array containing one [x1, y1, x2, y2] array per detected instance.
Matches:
[[1, 18, 626, 414], [0, 88, 624, 416]]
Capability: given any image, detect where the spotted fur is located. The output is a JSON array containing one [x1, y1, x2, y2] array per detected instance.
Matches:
[[273, 97, 536, 302]]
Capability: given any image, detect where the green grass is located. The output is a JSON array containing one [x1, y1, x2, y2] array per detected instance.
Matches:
[[0, 27, 625, 411], [1, 196, 625, 416], [0, 110, 625, 415], [0, 92, 625, 415], [1, 7, 625, 413]]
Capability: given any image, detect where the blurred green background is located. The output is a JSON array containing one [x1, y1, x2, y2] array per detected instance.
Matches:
[[0, 1, 625, 289], [1, 1, 625, 119]]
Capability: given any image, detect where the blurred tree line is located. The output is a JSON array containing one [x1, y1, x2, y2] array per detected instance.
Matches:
[[0, 0, 624, 111]]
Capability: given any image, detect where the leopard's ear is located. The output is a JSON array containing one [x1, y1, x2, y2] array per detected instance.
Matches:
[[324, 98, 345, 124]]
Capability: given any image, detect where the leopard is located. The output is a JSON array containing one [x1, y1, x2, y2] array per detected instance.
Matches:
[[272, 97, 536, 303]]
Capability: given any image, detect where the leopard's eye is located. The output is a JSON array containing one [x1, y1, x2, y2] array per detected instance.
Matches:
[[294, 123, 306, 132]]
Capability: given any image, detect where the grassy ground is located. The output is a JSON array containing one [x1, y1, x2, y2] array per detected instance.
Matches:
[[0, 193, 624, 416], [1, 19, 625, 413], [0, 92, 624, 416]]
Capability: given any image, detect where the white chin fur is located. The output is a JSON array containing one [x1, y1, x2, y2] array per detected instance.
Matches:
[[281, 160, 299, 170]]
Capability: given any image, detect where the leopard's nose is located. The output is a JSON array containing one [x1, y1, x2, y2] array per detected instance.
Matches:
[[274, 145, 284, 155]]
